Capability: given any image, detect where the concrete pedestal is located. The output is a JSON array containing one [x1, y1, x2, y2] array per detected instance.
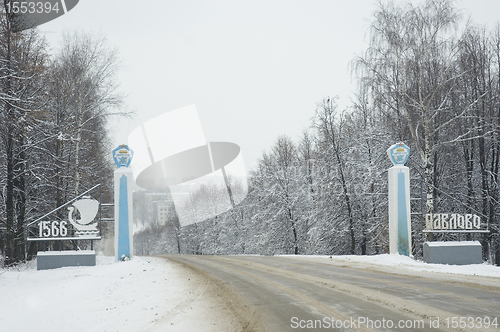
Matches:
[[423, 241, 482, 265], [37, 250, 96, 270]]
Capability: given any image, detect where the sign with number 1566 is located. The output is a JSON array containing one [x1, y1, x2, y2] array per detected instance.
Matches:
[[39, 220, 68, 237]]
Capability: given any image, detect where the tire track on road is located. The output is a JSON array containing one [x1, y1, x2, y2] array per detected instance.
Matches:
[[206, 256, 460, 331], [162, 255, 268, 332], [161, 255, 500, 331], [236, 256, 500, 317]]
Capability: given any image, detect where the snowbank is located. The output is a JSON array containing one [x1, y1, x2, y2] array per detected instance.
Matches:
[[0, 255, 207, 332], [289, 254, 500, 278]]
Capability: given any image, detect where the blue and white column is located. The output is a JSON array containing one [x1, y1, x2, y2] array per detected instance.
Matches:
[[113, 145, 134, 261], [387, 143, 412, 256]]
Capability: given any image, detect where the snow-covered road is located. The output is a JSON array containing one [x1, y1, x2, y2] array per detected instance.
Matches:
[[168, 255, 500, 331]]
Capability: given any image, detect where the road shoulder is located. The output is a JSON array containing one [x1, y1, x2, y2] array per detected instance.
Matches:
[[160, 255, 267, 332]]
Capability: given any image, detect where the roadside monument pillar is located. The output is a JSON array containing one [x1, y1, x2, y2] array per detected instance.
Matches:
[[113, 144, 134, 261], [387, 142, 412, 256]]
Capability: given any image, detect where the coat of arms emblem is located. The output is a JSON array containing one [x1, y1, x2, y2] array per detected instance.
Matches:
[[387, 142, 410, 166], [113, 144, 134, 168]]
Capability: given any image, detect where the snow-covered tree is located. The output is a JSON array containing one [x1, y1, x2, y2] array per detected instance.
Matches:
[[0, 7, 49, 265]]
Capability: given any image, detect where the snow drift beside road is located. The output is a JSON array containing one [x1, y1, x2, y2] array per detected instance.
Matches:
[[290, 254, 500, 278], [0, 255, 231, 332]]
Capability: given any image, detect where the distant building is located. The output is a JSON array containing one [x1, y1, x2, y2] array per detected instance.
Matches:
[[158, 205, 169, 225]]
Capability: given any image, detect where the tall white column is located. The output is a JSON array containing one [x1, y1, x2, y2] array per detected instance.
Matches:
[[112, 145, 134, 261], [387, 143, 412, 256]]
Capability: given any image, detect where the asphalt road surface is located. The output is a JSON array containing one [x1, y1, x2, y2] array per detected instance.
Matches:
[[162, 255, 500, 331]]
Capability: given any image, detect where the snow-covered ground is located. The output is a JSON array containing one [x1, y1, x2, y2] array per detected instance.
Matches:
[[0, 255, 235, 332], [1, 254, 499, 332]]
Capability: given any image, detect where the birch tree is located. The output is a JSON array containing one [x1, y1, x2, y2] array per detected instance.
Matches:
[[354, 0, 476, 215], [313, 99, 356, 254], [49, 31, 124, 197]]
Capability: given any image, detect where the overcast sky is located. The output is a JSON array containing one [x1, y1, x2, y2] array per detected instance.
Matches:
[[40, 0, 500, 170]]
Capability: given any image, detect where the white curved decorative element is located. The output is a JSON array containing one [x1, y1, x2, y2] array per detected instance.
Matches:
[[128, 105, 248, 226], [68, 197, 99, 235], [128, 105, 207, 180]]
